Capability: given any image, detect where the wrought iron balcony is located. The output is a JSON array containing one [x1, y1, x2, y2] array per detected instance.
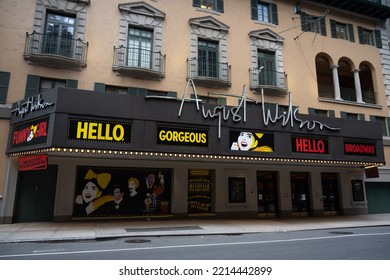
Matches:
[[112, 46, 166, 80], [249, 68, 288, 95], [187, 58, 231, 88], [303, 0, 390, 20], [23, 31, 88, 70]]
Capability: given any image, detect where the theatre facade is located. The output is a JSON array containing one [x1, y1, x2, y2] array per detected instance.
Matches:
[[2, 86, 385, 223]]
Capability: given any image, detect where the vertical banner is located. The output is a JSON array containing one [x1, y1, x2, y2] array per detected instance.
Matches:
[[188, 169, 213, 214], [73, 166, 171, 217]]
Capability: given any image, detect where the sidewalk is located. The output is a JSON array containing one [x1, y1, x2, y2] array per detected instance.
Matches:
[[0, 214, 389, 243]]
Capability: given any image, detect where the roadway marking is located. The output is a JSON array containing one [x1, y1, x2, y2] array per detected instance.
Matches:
[[1, 232, 390, 258]]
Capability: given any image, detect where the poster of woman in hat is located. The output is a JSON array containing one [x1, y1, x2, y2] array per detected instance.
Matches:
[[73, 166, 172, 218], [74, 169, 114, 215], [230, 131, 274, 152]]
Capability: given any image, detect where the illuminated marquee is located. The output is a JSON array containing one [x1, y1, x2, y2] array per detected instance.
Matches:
[[344, 141, 376, 156], [292, 136, 329, 154], [156, 125, 209, 147], [68, 118, 132, 143]]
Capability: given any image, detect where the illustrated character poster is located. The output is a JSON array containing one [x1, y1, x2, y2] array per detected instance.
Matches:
[[230, 131, 274, 152], [73, 166, 171, 217]]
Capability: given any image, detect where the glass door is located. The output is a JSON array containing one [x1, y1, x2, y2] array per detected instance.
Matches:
[[127, 27, 153, 68], [258, 50, 276, 86], [321, 173, 340, 215], [290, 172, 310, 216], [44, 13, 75, 57], [198, 40, 218, 78], [257, 171, 278, 217]]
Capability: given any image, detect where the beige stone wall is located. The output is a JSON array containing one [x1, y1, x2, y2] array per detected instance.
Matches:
[[0, 0, 389, 199], [1, 0, 386, 109]]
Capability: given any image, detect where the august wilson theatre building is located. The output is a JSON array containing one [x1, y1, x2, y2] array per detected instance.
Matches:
[[1, 84, 385, 223]]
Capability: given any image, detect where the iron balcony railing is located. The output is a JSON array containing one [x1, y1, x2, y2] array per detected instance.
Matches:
[[113, 46, 166, 75], [24, 31, 88, 64], [187, 58, 231, 85], [250, 68, 287, 93]]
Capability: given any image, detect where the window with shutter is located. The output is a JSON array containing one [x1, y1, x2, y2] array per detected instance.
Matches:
[[0, 71, 10, 104], [358, 26, 377, 46], [301, 12, 326, 36], [25, 75, 78, 97], [193, 0, 224, 13], [251, 1, 278, 25]]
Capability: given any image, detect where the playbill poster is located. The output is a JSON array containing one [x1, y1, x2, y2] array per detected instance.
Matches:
[[73, 166, 171, 217]]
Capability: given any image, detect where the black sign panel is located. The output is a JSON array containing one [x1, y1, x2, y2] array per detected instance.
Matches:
[[68, 118, 132, 144], [344, 141, 376, 156], [156, 125, 209, 147], [10, 116, 50, 149], [292, 136, 329, 154]]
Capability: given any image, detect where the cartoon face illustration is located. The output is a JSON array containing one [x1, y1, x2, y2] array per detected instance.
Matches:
[[113, 187, 124, 202], [27, 125, 37, 142], [82, 181, 99, 203], [237, 132, 253, 151], [128, 177, 139, 192], [146, 173, 156, 186]]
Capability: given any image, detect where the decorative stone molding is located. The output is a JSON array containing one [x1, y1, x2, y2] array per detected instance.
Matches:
[[33, 0, 89, 40], [117, 2, 165, 50]]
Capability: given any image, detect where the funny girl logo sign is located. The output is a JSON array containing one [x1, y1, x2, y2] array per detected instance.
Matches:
[[73, 166, 171, 218], [11, 116, 49, 149]]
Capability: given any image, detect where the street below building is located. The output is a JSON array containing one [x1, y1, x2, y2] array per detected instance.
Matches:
[[0, 225, 389, 260]]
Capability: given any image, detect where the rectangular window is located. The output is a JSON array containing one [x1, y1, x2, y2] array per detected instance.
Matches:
[[371, 116, 389, 137], [330, 20, 355, 42], [25, 75, 77, 97], [358, 27, 382, 48], [127, 27, 153, 68], [228, 177, 246, 203], [39, 78, 66, 92], [360, 28, 374, 45], [193, 0, 224, 13], [105, 85, 128, 95], [341, 112, 365, 121], [308, 108, 335, 118], [251, 1, 278, 25], [257, 2, 269, 22], [314, 109, 329, 117], [301, 12, 326, 36], [198, 39, 218, 78]]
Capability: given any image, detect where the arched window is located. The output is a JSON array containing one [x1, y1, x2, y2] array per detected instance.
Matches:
[[315, 54, 334, 98], [338, 58, 355, 101], [359, 62, 376, 104]]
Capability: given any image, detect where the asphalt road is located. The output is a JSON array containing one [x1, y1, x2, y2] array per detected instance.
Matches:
[[0, 225, 389, 260]]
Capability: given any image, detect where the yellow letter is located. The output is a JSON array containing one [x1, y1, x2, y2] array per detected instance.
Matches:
[[76, 122, 88, 139], [88, 123, 97, 139], [113, 125, 124, 141]]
